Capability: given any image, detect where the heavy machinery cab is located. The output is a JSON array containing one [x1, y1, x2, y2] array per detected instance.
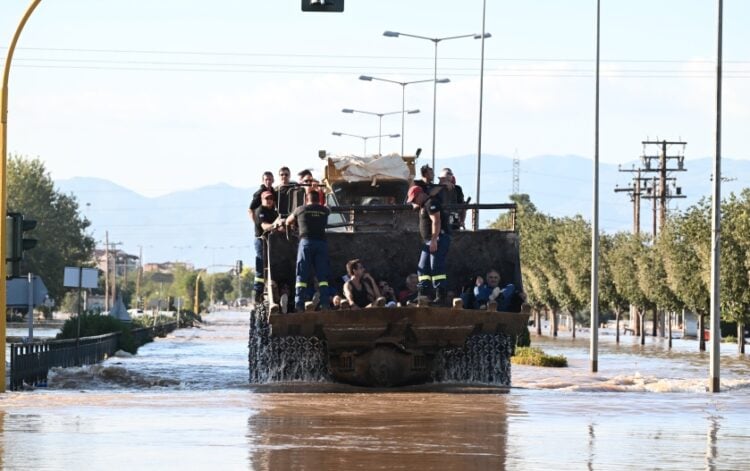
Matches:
[[264, 152, 522, 303], [250, 152, 528, 388]]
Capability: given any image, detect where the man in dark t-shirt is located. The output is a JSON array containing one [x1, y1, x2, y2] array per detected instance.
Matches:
[[275, 166, 297, 218], [253, 191, 281, 303], [286, 190, 331, 311], [248, 171, 277, 225], [407, 183, 452, 306]]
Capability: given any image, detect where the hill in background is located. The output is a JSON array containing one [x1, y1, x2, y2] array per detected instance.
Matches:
[[57, 154, 750, 270]]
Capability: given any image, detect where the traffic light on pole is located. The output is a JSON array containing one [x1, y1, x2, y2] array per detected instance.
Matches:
[[236, 259, 243, 274], [5, 212, 37, 278], [301, 0, 344, 12]]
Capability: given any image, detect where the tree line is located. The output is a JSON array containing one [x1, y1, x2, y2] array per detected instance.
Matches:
[[9, 154, 750, 346], [8, 155, 254, 316], [491, 193, 750, 353]]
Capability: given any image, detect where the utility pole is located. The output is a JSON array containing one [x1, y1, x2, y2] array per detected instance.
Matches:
[[615, 140, 687, 238], [104, 231, 109, 311], [650, 177, 657, 238], [639, 139, 688, 236], [109, 241, 123, 305], [614, 167, 649, 234], [615, 140, 688, 338], [136, 245, 143, 309], [512, 150, 520, 195]]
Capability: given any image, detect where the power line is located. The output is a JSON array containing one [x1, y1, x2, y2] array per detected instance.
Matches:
[[3, 47, 749, 78], [5, 63, 749, 79], [7, 46, 750, 64]]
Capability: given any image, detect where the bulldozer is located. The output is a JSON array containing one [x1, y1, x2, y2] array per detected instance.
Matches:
[[248, 152, 529, 388]]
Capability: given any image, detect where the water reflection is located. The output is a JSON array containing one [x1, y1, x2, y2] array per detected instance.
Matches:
[[1, 313, 749, 470], [0, 410, 4, 470], [247, 393, 510, 471], [705, 415, 719, 471], [587, 422, 595, 471]]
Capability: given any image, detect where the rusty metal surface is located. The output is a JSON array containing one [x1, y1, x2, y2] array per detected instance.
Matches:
[[252, 303, 524, 388], [269, 306, 529, 350], [267, 230, 522, 298]]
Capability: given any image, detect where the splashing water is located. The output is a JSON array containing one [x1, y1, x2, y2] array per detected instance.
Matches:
[[248, 304, 516, 386]]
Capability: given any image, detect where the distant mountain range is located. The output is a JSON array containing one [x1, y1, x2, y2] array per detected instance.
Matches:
[[56, 154, 750, 270]]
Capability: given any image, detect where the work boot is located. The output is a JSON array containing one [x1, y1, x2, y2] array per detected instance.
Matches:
[[417, 285, 432, 299], [416, 286, 432, 307], [431, 287, 447, 307]]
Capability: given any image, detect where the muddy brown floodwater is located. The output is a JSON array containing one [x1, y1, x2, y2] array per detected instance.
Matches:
[[1, 311, 748, 470]]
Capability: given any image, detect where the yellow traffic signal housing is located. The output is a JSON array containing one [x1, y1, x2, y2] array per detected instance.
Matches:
[[5, 212, 37, 278]]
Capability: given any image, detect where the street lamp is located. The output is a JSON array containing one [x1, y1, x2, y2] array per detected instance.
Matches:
[[332, 131, 400, 157], [341, 108, 419, 156], [359, 75, 448, 157], [383, 30, 491, 169], [1, 0, 42, 393]]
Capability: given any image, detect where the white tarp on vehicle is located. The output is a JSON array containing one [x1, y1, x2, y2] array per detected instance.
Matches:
[[330, 154, 410, 182]]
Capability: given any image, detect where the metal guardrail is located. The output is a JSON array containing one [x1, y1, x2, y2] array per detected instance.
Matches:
[[8, 322, 178, 391]]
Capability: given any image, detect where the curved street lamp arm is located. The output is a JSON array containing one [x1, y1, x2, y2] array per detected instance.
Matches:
[[1, 0, 43, 394]]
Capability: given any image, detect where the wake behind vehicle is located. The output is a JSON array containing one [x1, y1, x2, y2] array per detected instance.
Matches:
[[248, 152, 529, 388]]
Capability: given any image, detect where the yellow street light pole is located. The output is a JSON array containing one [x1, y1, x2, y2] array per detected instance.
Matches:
[[1, 0, 42, 393]]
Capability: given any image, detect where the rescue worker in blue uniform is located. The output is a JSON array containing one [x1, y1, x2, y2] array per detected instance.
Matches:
[[407, 184, 451, 306], [286, 190, 331, 311], [253, 190, 282, 303]]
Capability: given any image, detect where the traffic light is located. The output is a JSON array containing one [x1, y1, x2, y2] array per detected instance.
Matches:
[[301, 0, 344, 12], [5, 212, 37, 278], [236, 259, 243, 274]]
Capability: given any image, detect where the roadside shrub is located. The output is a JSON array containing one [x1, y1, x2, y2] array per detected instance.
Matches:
[[512, 346, 568, 367], [177, 310, 202, 328], [131, 316, 153, 329], [6, 310, 26, 322], [57, 313, 137, 354]]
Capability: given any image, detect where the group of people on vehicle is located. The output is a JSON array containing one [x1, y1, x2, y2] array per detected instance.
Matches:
[[248, 167, 328, 308], [248, 163, 522, 313]]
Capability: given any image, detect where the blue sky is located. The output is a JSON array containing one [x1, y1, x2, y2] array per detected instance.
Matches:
[[2, 0, 748, 199]]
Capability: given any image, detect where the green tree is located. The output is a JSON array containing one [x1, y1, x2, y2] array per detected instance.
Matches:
[[7, 155, 95, 310], [600, 234, 629, 343], [661, 201, 710, 350], [519, 209, 563, 336], [720, 191, 750, 353], [638, 240, 679, 340], [609, 232, 650, 343], [553, 216, 591, 335], [210, 272, 235, 302]]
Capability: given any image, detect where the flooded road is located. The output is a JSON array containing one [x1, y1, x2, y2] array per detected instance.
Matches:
[[1, 311, 749, 470]]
